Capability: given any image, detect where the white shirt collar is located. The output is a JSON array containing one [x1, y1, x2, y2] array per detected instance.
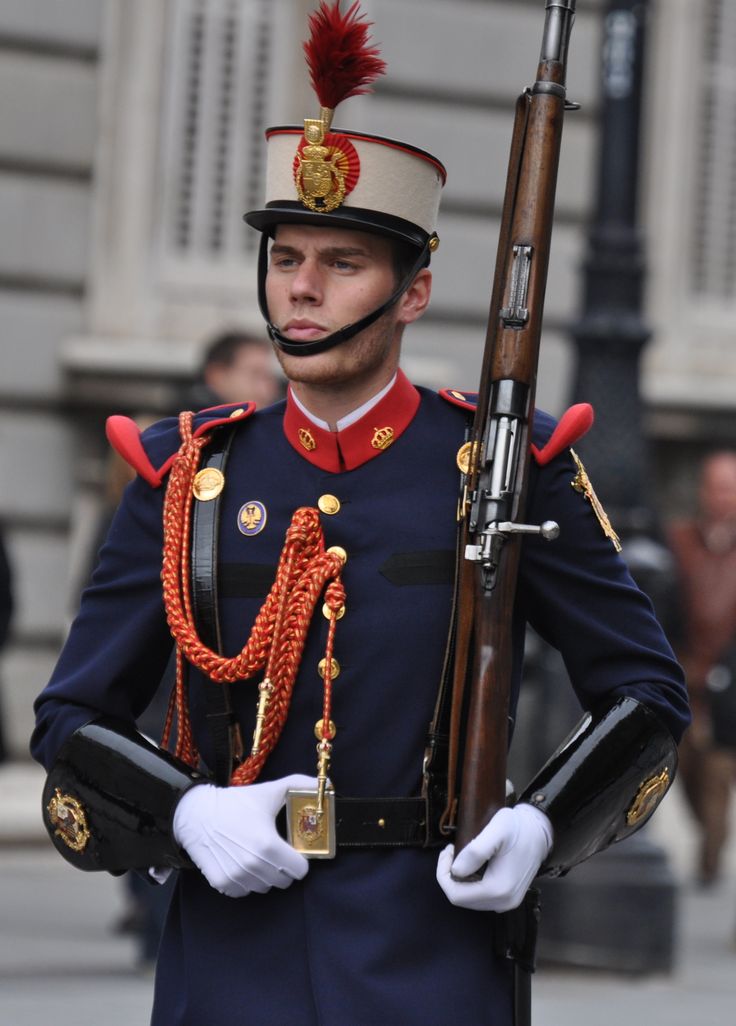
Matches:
[[289, 373, 398, 433]]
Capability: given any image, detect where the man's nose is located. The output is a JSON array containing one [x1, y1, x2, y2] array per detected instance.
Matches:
[[289, 259, 322, 303]]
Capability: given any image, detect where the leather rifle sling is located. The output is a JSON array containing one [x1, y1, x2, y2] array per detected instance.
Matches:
[[423, 424, 472, 840], [190, 424, 238, 785]]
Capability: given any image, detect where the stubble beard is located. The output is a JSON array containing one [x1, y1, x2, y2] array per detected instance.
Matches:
[[273, 311, 401, 393]]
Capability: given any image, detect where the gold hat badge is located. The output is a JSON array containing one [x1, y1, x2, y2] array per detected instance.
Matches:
[[294, 2, 386, 213]]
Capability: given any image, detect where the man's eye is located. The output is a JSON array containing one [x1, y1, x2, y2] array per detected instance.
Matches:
[[333, 260, 356, 271]]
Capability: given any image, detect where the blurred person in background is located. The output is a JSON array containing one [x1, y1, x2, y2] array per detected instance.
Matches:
[[186, 329, 283, 411], [668, 450, 736, 885], [0, 527, 13, 764]]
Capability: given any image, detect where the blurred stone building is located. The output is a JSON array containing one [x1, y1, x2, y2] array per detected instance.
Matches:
[[0, 0, 733, 754]]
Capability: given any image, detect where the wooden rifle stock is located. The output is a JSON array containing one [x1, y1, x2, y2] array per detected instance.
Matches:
[[449, 1, 578, 858]]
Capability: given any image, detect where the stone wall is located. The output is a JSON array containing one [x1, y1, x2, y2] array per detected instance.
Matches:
[[15, 0, 725, 758], [0, 0, 103, 755]]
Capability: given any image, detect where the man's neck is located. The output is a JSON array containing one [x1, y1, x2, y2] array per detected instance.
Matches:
[[290, 372, 399, 432], [289, 368, 399, 431]]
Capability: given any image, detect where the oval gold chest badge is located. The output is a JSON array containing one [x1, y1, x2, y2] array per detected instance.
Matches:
[[193, 467, 225, 501], [238, 500, 267, 536]]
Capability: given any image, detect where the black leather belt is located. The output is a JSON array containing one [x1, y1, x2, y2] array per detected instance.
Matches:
[[335, 796, 442, 848], [278, 796, 444, 849]]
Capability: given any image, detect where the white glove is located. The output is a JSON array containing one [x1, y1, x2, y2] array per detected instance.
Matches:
[[436, 803, 553, 913], [173, 775, 317, 898]]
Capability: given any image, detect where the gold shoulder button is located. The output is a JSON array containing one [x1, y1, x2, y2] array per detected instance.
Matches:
[[456, 440, 479, 476], [193, 467, 225, 501]]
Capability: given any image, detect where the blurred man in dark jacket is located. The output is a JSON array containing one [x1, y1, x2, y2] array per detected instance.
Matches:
[[668, 450, 736, 884]]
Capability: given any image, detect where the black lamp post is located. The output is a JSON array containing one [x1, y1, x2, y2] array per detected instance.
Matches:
[[534, 0, 679, 974], [570, 0, 651, 521]]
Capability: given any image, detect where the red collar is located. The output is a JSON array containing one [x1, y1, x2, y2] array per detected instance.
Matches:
[[283, 370, 421, 472]]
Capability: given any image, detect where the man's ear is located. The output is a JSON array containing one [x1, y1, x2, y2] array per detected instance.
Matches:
[[397, 268, 432, 325]]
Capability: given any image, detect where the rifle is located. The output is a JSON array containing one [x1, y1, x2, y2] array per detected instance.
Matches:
[[445, 0, 579, 858]]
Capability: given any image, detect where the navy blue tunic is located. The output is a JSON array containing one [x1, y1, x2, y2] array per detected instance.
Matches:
[[32, 384, 689, 1025]]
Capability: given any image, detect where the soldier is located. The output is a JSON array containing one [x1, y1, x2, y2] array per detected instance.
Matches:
[[33, 4, 689, 1024]]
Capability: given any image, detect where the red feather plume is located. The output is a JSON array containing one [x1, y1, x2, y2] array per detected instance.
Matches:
[[303, 1, 387, 110]]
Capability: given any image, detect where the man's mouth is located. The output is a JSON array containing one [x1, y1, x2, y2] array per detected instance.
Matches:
[[283, 319, 328, 341]]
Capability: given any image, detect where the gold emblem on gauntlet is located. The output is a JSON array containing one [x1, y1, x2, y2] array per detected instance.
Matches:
[[626, 768, 670, 826], [47, 788, 91, 853]]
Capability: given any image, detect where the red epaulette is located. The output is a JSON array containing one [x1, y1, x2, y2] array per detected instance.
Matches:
[[531, 403, 594, 464], [106, 402, 256, 488], [439, 389, 594, 465], [439, 388, 478, 412]]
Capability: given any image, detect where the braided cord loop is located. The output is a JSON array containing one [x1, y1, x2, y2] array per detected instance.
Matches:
[[160, 411, 345, 784]]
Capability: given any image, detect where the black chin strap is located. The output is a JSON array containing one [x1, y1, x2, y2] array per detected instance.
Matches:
[[257, 232, 436, 357]]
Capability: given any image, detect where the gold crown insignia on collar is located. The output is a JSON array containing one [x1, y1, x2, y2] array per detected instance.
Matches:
[[371, 426, 395, 451]]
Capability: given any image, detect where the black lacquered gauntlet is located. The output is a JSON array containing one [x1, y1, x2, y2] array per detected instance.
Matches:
[[519, 697, 677, 877], [42, 717, 206, 874]]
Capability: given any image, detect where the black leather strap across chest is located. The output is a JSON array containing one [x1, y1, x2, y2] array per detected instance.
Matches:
[[190, 424, 238, 785]]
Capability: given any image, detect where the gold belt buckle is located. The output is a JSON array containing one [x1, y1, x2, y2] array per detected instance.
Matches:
[[286, 787, 337, 859]]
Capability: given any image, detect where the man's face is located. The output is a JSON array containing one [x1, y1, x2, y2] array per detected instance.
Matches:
[[206, 345, 280, 409], [264, 223, 417, 389]]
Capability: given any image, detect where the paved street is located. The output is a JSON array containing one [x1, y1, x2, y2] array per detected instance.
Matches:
[[1, 761, 734, 1025]]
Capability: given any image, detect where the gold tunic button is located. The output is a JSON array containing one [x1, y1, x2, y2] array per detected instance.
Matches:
[[192, 467, 225, 501], [229, 407, 245, 418], [314, 718, 337, 740], [326, 545, 347, 565], [322, 602, 346, 621], [318, 657, 340, 679], [318, 494, 341, 515], [456, 440, 479, 476]]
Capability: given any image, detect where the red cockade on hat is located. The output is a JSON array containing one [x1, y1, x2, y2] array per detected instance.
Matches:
[[293, 132, 361, 209]]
